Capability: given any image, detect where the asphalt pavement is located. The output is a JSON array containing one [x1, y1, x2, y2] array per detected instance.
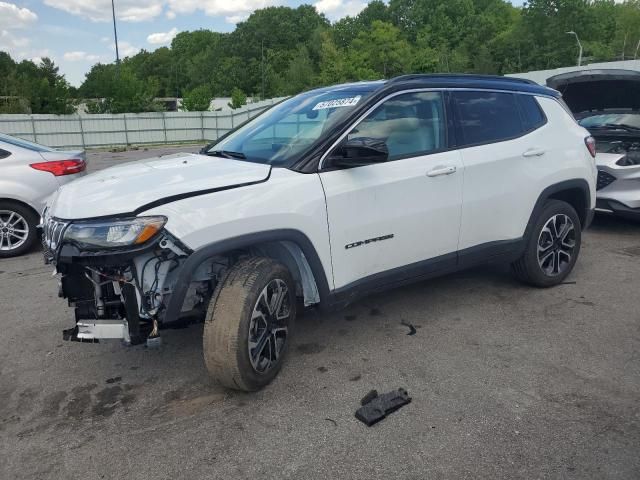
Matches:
[[0, 146, 638, 479]]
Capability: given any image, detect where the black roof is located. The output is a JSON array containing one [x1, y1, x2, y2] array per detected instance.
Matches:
[[308, 74, 560, 98], [386, 74, 559, 97], [308, 80, 385, 94]]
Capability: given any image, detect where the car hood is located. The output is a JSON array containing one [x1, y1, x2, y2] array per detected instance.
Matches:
[[546, 69, 640, 114], [48, 153, 271, 220]]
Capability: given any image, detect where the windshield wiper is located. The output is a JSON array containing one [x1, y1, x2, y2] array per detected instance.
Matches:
[[207, 150, 247, 159], [589, 123, 640, 132]]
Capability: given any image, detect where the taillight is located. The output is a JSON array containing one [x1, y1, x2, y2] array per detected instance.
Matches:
[[584, 136, 596, 159], [30, 159, 86, 176]]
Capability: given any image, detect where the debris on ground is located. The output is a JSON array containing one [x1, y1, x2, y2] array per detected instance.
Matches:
[[360, 389, 378, 405], [400, 320, 417, 336], [355, 388, 412, 426]]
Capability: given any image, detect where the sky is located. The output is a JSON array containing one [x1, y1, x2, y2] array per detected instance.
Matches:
[[0, 0, 527, 87]]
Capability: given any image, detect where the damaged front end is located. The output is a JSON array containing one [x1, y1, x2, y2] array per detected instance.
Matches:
[[43, 213, 226, 346]]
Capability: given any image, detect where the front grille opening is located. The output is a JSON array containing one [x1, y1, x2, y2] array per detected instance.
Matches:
[[43, 217, 69, 252], [596, 170, 616, 191]]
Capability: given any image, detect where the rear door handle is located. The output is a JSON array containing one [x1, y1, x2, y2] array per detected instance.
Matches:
[[427, 165, 457, 177], [522, 148, 546, 158]]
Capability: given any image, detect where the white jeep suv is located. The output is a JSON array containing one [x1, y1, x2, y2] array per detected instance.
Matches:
[[43, 75, 597, 391]]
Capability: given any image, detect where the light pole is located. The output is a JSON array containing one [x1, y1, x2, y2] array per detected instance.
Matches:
[[566, 31, 582, 67], [261, 40, 265, 100], [111, 0, 120, 67]]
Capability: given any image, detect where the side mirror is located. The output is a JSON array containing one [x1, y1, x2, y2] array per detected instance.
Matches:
[[327, 137, 388, 168]]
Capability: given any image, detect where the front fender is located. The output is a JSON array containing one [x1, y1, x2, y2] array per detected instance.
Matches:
[[163, 229, 331, 323]]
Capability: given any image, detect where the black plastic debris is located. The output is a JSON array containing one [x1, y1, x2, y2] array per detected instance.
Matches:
[[324, 417, 338, 427], [355, 388, 412, 426], [360, 389, 378, 405], [400, 320, 417, 336]]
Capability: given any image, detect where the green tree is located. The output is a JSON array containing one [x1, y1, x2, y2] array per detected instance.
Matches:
[[317, 30, 351, 85], [85, 67, 162, 114], [228, 87, 247, 109], [4, 0, 640, 113], [283, 46, 315, 95], [181, 85, 213, 111], [19, 58, 73, 114], [350, 21, 412, 78], [333, 0, 390, 48]]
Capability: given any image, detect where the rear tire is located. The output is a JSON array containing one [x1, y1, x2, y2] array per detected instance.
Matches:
[[203, 257, 296, 391], [512, 200, 582, 287], [0, 201, 39, 258]]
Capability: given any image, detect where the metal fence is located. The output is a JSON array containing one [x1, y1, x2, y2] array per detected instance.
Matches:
[[0, 98, 286, 150]]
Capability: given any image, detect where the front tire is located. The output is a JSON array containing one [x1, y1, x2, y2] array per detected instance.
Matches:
[[203, 257, 296, 391], [0, 201, 39, 258], [512, 200, 582, 287]]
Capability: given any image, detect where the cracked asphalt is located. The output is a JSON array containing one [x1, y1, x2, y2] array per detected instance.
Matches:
[[1, 146, 639, 479]]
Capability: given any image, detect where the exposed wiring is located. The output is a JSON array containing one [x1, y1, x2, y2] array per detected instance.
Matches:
[[138, 253, 179, 317], [84, 271, 112, 287], [85, 266, 132, 283]]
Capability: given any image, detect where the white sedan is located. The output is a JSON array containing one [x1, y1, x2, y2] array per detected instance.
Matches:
[[0, 133, 86, 257]]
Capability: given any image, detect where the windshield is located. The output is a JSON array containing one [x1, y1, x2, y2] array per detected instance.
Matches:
[[0, 132, 55, 152], [206, 88, 376, 166], [579, 113, 640, 129]]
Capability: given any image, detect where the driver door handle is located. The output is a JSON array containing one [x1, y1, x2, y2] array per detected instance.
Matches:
[[427, 165, 457, 177], [522, 148, 546, 157]]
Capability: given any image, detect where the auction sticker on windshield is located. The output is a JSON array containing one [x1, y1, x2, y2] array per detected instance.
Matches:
[[313, 96, 361, 110]]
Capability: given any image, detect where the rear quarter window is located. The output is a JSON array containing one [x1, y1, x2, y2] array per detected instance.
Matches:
[[453, 91, 524, 146], [0, 149, 10, 159], [516, 94, 546, 131]]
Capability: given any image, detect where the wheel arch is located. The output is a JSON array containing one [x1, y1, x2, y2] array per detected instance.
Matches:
[[249, 241, 321, 307], [0, 197, 40, 221], [524, 179, 592, 243], [163, 229, 331, 324]]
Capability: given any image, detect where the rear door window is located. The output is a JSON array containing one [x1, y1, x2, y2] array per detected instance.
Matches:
[[452, 91, 523, 146]]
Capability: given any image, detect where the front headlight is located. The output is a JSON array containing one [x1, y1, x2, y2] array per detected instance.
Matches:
[[63, 216, 167, 249]]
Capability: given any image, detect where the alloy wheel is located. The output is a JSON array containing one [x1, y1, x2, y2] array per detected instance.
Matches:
[[537, 214, 576, 277], [248, 278, 291, 373], [0, 210, 29, 252]]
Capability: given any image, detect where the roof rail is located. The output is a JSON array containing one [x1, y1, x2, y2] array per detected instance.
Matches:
[[387, 74, 537, 85]]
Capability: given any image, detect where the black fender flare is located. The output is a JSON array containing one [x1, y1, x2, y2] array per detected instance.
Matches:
[[523, 178, 593, 244], [163, 229, 331, 323]]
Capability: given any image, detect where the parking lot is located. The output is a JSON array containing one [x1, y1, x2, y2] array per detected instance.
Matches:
[[1, 146, 639, 479]]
